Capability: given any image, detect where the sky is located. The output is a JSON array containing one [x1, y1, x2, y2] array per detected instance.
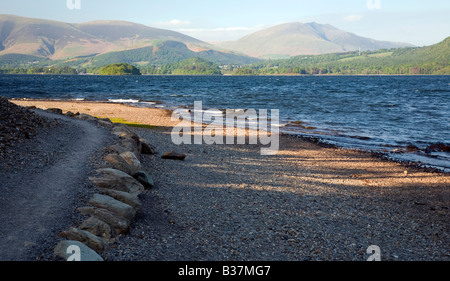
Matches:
[[1, 0, 450, 46]]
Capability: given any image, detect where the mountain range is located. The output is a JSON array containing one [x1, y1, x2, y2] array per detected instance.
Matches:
[[0, 14, 419, 68]]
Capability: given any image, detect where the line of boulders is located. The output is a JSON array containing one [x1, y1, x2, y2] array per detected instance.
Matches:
[[52, 110, 158, 261]]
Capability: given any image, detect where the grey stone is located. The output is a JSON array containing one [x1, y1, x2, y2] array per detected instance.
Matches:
[[89, 168, 145, 195], [111, 124, 134, 136], [97, 119, 114, 128], [46, 108, 63, 114], [80, 216, 112, 242], [140, 139, 157, 155], [134, 170, 154, 189], [104, 153, 134, 175], [60, 227, 108, 253], [77, 207, 131, 235], [119, 137, 140, 157], [65, 111, 76, 117], [106, 144, 128, 155], [119, 151, 142, 175], [75, 113, 98, 121], [88, 193, 136, 221], [97, 188, 142, 212]]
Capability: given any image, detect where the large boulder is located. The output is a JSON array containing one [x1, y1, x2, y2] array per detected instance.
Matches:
[[75, 113, 98, 121], [97, 188, 142, 212], [89, 168, 145, 196], [119, 151, 142, 175], [97, 119, 114, 128], [60, 227, 108, 253], [104, 153, 135, 176], [46, 108, 63, 115], [140, 139, 157, 155], [88, 193, 136, 222], [77, 206, 131, 235], [111, 123, 135, 137], [80, 216, 113, 242], [106, 144, 129, 155], [133, 170, 154, 189], [119, 137, 141, 158]]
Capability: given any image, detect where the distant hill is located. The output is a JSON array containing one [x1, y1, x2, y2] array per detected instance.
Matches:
[[0, 14, 256, 67], [216, 22, 414, 58], [233, 36, 450, 75], [0, 14, 206, 59]]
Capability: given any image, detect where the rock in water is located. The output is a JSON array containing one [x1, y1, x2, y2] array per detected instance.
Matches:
[[406, 144, 419, 152]]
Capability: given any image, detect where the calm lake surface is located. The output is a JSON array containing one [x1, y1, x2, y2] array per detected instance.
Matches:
[[1, 74, 449, 171]]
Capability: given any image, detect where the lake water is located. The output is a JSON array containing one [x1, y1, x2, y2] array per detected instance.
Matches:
[[1, 74, 449, 171]]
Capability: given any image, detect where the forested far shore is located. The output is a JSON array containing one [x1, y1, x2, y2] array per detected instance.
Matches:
[[0, 37, 449, 76]]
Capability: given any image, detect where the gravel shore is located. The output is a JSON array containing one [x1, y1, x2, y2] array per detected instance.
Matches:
[[9, 100, 450, 261], [101, 126, 449, 261], [0, 100, 114, 260]]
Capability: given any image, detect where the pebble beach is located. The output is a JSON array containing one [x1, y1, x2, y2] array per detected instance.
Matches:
[[9, 99, 450, 261]]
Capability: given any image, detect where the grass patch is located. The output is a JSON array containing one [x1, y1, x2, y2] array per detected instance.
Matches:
[[97, 117, 156, 129]]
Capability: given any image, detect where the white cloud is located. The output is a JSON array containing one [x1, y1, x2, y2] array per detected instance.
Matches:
[[177, 26, 261, 33], [155, 19, 192, 26], [344, 15, 363, 22], [174, 25, 267, 42]]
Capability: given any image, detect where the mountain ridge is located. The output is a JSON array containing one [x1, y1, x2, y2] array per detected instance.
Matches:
[[215, 22, 414, 58], [0, 14, 209, 59]]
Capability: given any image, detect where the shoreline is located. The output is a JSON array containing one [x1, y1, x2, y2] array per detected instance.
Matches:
[[7, 98, 450, 260], [1, 73, 449, 77], [9, 98, 449, 175]]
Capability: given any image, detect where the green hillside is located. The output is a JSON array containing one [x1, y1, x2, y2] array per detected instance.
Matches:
[[88, 41, 259, 67], [234, 37, 450, 75], [0, 15, 257, 69], [1, 37, 448, 76], [140, 57, 222, 75]]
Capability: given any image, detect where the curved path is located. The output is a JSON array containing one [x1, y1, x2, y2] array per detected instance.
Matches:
[[0, 110, 111, 260]]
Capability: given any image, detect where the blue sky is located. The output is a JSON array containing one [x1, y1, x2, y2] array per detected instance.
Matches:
[[2, 0, 449, 46]]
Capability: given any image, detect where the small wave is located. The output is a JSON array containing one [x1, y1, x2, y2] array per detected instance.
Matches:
[[108, 99, 140, 103], [170, 94, 190, 97]]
